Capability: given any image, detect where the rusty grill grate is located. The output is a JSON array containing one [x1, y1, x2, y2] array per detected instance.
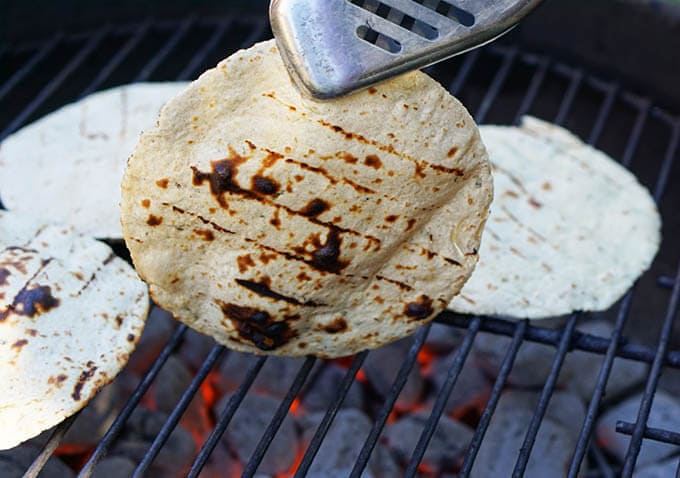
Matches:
[[1, 13, 680, 478]]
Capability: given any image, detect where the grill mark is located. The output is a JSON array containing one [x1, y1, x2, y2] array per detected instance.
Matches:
[[235, 278, 322, 306], [191, 162, 381, 247], [493, 163, 543, 206], [71, 361, 98, 401], [216, 300, 296, 351], [376, 275, 414, 291], [258, 95, 471, 178], [499, 205, 547, 243], [284, 158, 375, 194], [162, 202, 236, 235]]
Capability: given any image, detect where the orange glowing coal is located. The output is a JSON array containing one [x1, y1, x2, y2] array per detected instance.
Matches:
[[417, 347, 438, 376], [289, 397, 303, 416], [275, 442, 304, 478]]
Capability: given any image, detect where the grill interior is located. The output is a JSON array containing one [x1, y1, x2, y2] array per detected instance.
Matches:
[[1, 12, 680, 478]]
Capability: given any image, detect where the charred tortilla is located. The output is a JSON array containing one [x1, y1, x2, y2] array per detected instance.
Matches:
[[449, 117, 661, 318], [0, 211, 148, 449], [121, 40, 492, 358]]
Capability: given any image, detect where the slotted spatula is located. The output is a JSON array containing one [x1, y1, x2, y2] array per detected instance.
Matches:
[[270, 0, 544, 99]]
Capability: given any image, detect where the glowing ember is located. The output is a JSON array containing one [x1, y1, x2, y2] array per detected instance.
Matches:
[[289, 397, 302, 416], [274, 442, 304, 478], [417, 347, 438, 376]]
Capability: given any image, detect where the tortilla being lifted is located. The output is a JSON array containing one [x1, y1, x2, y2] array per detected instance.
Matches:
[[121, 40, 492, 358], [0, 82, 188, 239], [450, 117, 661, 319], [0, 211, 148, 450]]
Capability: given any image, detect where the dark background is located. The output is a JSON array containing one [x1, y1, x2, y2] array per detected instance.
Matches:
[[2, 0, 680, 109]]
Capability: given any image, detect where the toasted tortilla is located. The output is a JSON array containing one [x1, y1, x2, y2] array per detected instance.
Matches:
[[0, 83, 188, 239], [0, 211, 148, 450], [121, 40, 492, 358], [450, 117, 661, 318]]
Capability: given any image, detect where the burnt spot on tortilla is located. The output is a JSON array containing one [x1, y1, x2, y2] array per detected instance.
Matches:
[[48, 374, 68, 387], [405, 295, 434, 320], [323, 317, 348, 334], [448, 146, 459, 158], [72, 361, 98, 401], [377, 275, 413, 291], [147, 215, 163, 226], [217, 301, 296, 351], [0, 268, 9, 287], [11, 339, 28, 350], [297, 272, 312, 282], [300, 228, 347, 274], [342, 153, 358, 164], [270, 209, 281, 229], [504, 190, 520, 199], [364, 155, 382, 169], [298, 342, 308, 349], [300, 198, 330, 218], [368, 87, 378, 95], [406, 218, 417, 232], [252, 175, 280, 195], [236, 278, 321, 306], [26, 328, 38, 337], [193, 229, 215, 242], [141, 199, 151, 209], [542, 182, 553, 191], [115, 315, 124, 328], [443, 257, 463, 266], [191, 150, 248, 208], [385, 215, 399, 223], [528, 198, 543, 209], [0, 284, 60, 322], [156, 179, 169, 189], [127, 334, 135, 342]]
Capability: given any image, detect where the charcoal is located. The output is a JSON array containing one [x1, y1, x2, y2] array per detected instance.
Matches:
[[127, 306, 177, 375], [215, 392, 298, 476], [217, 352, 316, 399], [597, 390, 680, 467], [0, 445, 74, 478], [472, 318, 570, 388], [197, 442, 241, 478], [429, 352, 490, 415], [178, 327, 218, 372], [383, 412, 473, 471], [300, 364, 365, 412], [363, 338, 425, 410], [562, 321, 647, 401], [299, 408, 399, 478], [91, 456, 136, 478], [495, 389, 586, 440], [111, 408, 196, 477], [424, 323, 464, 353], [634, 456, 680, 478]]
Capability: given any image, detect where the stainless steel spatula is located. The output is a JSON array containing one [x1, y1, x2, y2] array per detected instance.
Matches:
[[270, 0, 543, 99]]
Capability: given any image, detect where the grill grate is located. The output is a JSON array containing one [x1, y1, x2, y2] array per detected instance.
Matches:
[[1, 14, 680, 478]]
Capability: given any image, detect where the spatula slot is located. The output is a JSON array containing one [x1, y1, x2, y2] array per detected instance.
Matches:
[[349, 0, 439, 40], [356, 25, 403, 53], [411, 0, 476, 27]]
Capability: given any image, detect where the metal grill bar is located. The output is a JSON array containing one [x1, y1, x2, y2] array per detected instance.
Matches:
[[437, 313, 680, 368], [449, 48, 480, 95], [79, 22, 151, 98], [134, 17, 195, 82], [588, 82, 619, 145], [513, 56, 550, 125], [176, 22, 230, 81], [0, 28, 107, 141], [349, 324, 431, 478], [243, 357, 316, 477], [616, 421, 680, 446], [474, 47, 516, 123], [0, 34, 62, 102], [622, 260, 680, 476], [460, 320, 528, 475], [294, 351, 369, 478], [132, 344, 225, 477], [554, 67, 584, 126], [23, 414, 79, 478], [512, 315, 578, 476], [187, 355, 267, 478], [404, 318, 481, 477], [78, 324, 188, 478]]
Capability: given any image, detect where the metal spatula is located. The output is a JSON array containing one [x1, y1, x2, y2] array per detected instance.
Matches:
[[270, 0, 543, 99]]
